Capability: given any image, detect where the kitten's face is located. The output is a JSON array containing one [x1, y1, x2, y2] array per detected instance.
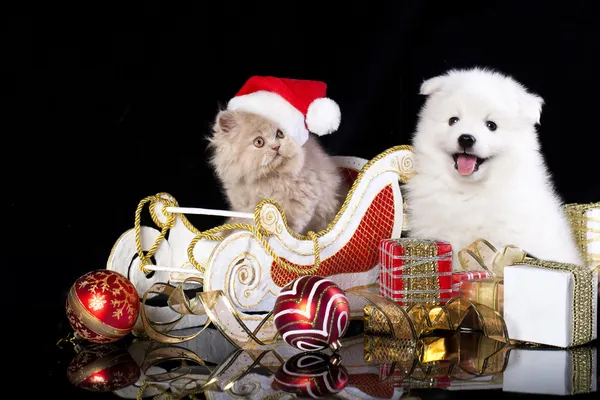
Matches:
[[208, 110, 305, 183]]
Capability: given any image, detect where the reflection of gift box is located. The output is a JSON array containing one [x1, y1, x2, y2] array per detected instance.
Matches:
[[564, 202, 600, 268], [504, 259, 598, 348], [503, 347, 597, 395], [452, 271, 493, 297], [379, 238, 453, 305], [459, 277, 504, 314]]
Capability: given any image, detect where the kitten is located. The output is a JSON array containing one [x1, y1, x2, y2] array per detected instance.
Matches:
[[207, 110, 348, 235]]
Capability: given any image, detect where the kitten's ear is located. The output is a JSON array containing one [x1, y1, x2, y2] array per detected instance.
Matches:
[[215, 110, 237, 134]]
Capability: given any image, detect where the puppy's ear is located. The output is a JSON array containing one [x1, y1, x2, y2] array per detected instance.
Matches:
[[420, 76, 446, 95], [520, 92, 545, 125], [214, 110, 238, 135]]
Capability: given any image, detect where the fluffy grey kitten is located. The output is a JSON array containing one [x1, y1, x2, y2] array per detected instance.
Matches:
[[207, 110, 348, 235]]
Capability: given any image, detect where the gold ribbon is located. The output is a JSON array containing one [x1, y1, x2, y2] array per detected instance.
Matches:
[[136, 344, 286, 399], [459, 277, 504, 314], [352, 289, 509, 344], [365, 331, 513, 378], [140, 280, 509, 353], [458, 238, 529, 277], [140, 276, 279, 347]]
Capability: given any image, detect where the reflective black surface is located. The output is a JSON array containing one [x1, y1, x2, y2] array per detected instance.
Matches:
[[42, 304, 599, 399]]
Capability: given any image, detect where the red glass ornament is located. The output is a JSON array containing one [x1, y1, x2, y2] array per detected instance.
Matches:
[[273, 351, 348, 397], [67, 344, 140, 392], [66, 269, 140, 343], [273, 275, 350, 351]]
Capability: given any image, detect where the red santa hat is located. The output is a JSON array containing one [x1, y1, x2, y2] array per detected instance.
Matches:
[[227, 76, 341, 146]]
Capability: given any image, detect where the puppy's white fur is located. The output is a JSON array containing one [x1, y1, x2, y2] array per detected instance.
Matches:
[[405, 67, 582, 269]]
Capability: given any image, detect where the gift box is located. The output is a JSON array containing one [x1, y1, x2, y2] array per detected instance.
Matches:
[[503, 346, 597, 395], [504, 259, 598, 348], [458, 277, 504, 314], [452, 271, 493, 297], [564, 202, 600, 268], [379, 238, 453, 305]]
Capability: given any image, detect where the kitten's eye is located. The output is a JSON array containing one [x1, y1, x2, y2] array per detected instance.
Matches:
[[486, 121, 497, 131], [253, 137, 264, 148], [276, 129, 284, 139], [449, 117, 459, 126]]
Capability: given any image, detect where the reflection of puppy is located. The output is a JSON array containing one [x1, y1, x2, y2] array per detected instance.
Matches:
[[405, 67, 582, 268]]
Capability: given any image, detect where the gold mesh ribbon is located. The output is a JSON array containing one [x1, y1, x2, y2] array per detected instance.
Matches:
[[349, 289, 509, 344], [365, 332, 513, 378], [564, 202, 600, 268], [140, 277, 278, 347], [458, 238, 529, 276], [459, 278, 504, 314]]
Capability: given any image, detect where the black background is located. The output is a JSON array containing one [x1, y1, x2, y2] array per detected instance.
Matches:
[[5, 1, 600, 397]]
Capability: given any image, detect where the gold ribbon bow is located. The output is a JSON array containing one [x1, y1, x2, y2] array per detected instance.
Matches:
[[458, 238, 529, 277]]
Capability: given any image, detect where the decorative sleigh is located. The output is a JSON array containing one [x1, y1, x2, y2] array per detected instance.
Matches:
[[106, 145, 415, 334]]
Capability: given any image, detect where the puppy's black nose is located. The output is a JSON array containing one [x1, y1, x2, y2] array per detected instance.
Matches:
[[458, 134, 476, 149]]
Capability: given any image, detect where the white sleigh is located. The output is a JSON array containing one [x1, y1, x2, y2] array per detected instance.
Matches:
[[107, 145, 415, 334]]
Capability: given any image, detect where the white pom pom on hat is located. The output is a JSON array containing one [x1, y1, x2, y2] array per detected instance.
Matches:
[[226, 76, 341, 146], [306, 97, 341, 136]]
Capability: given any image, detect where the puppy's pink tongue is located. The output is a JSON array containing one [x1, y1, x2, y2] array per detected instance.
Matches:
[[457, 154, 478, 176]]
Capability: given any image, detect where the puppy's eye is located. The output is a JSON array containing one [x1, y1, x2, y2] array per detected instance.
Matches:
[[253, 137, 264, 148], [276, 129, 284, 139], [486, 121, 497, 131], [449, 117, 459, 126]]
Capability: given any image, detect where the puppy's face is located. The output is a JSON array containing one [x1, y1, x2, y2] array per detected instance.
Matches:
[[413, 69, 544, 182]]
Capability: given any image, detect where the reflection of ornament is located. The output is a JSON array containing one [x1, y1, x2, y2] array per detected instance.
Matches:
[[273, 275, 350, 351], [273, 351, 348, 398], [66, 269, 140, 343], [66, 344, 140, 392]]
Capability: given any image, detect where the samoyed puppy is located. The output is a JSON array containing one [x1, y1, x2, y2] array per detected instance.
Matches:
[[404, 67, 583, 269]]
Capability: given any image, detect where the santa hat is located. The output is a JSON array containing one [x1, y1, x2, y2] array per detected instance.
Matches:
[[227, 76, 341, 146]]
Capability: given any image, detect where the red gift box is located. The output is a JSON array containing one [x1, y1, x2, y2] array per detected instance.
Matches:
[[379, 238, 453, 305], [451, 270, 493, 297]]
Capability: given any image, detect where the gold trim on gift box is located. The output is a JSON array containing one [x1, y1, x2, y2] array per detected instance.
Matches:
[[512, 259, 596, 347], [564, 202, 600, 267], [571, 346, 595, 394]]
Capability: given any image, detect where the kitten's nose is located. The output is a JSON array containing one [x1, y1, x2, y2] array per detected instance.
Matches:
[[272, 145, 280, 152], [458, 134, 476, 149]]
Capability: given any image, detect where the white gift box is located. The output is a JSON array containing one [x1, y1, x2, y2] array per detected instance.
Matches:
[[503, 347, 597, 395], [504, 260, 598, 348]]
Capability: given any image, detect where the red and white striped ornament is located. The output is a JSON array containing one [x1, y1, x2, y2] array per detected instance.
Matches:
[[273, 275, 350, 351]]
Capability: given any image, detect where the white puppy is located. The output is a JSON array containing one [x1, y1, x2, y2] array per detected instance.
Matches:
[[404, 67, 582, 269]]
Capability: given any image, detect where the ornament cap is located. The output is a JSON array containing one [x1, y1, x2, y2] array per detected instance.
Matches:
[[329, 339, 343, 354], [329, 352, 343, 366]]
